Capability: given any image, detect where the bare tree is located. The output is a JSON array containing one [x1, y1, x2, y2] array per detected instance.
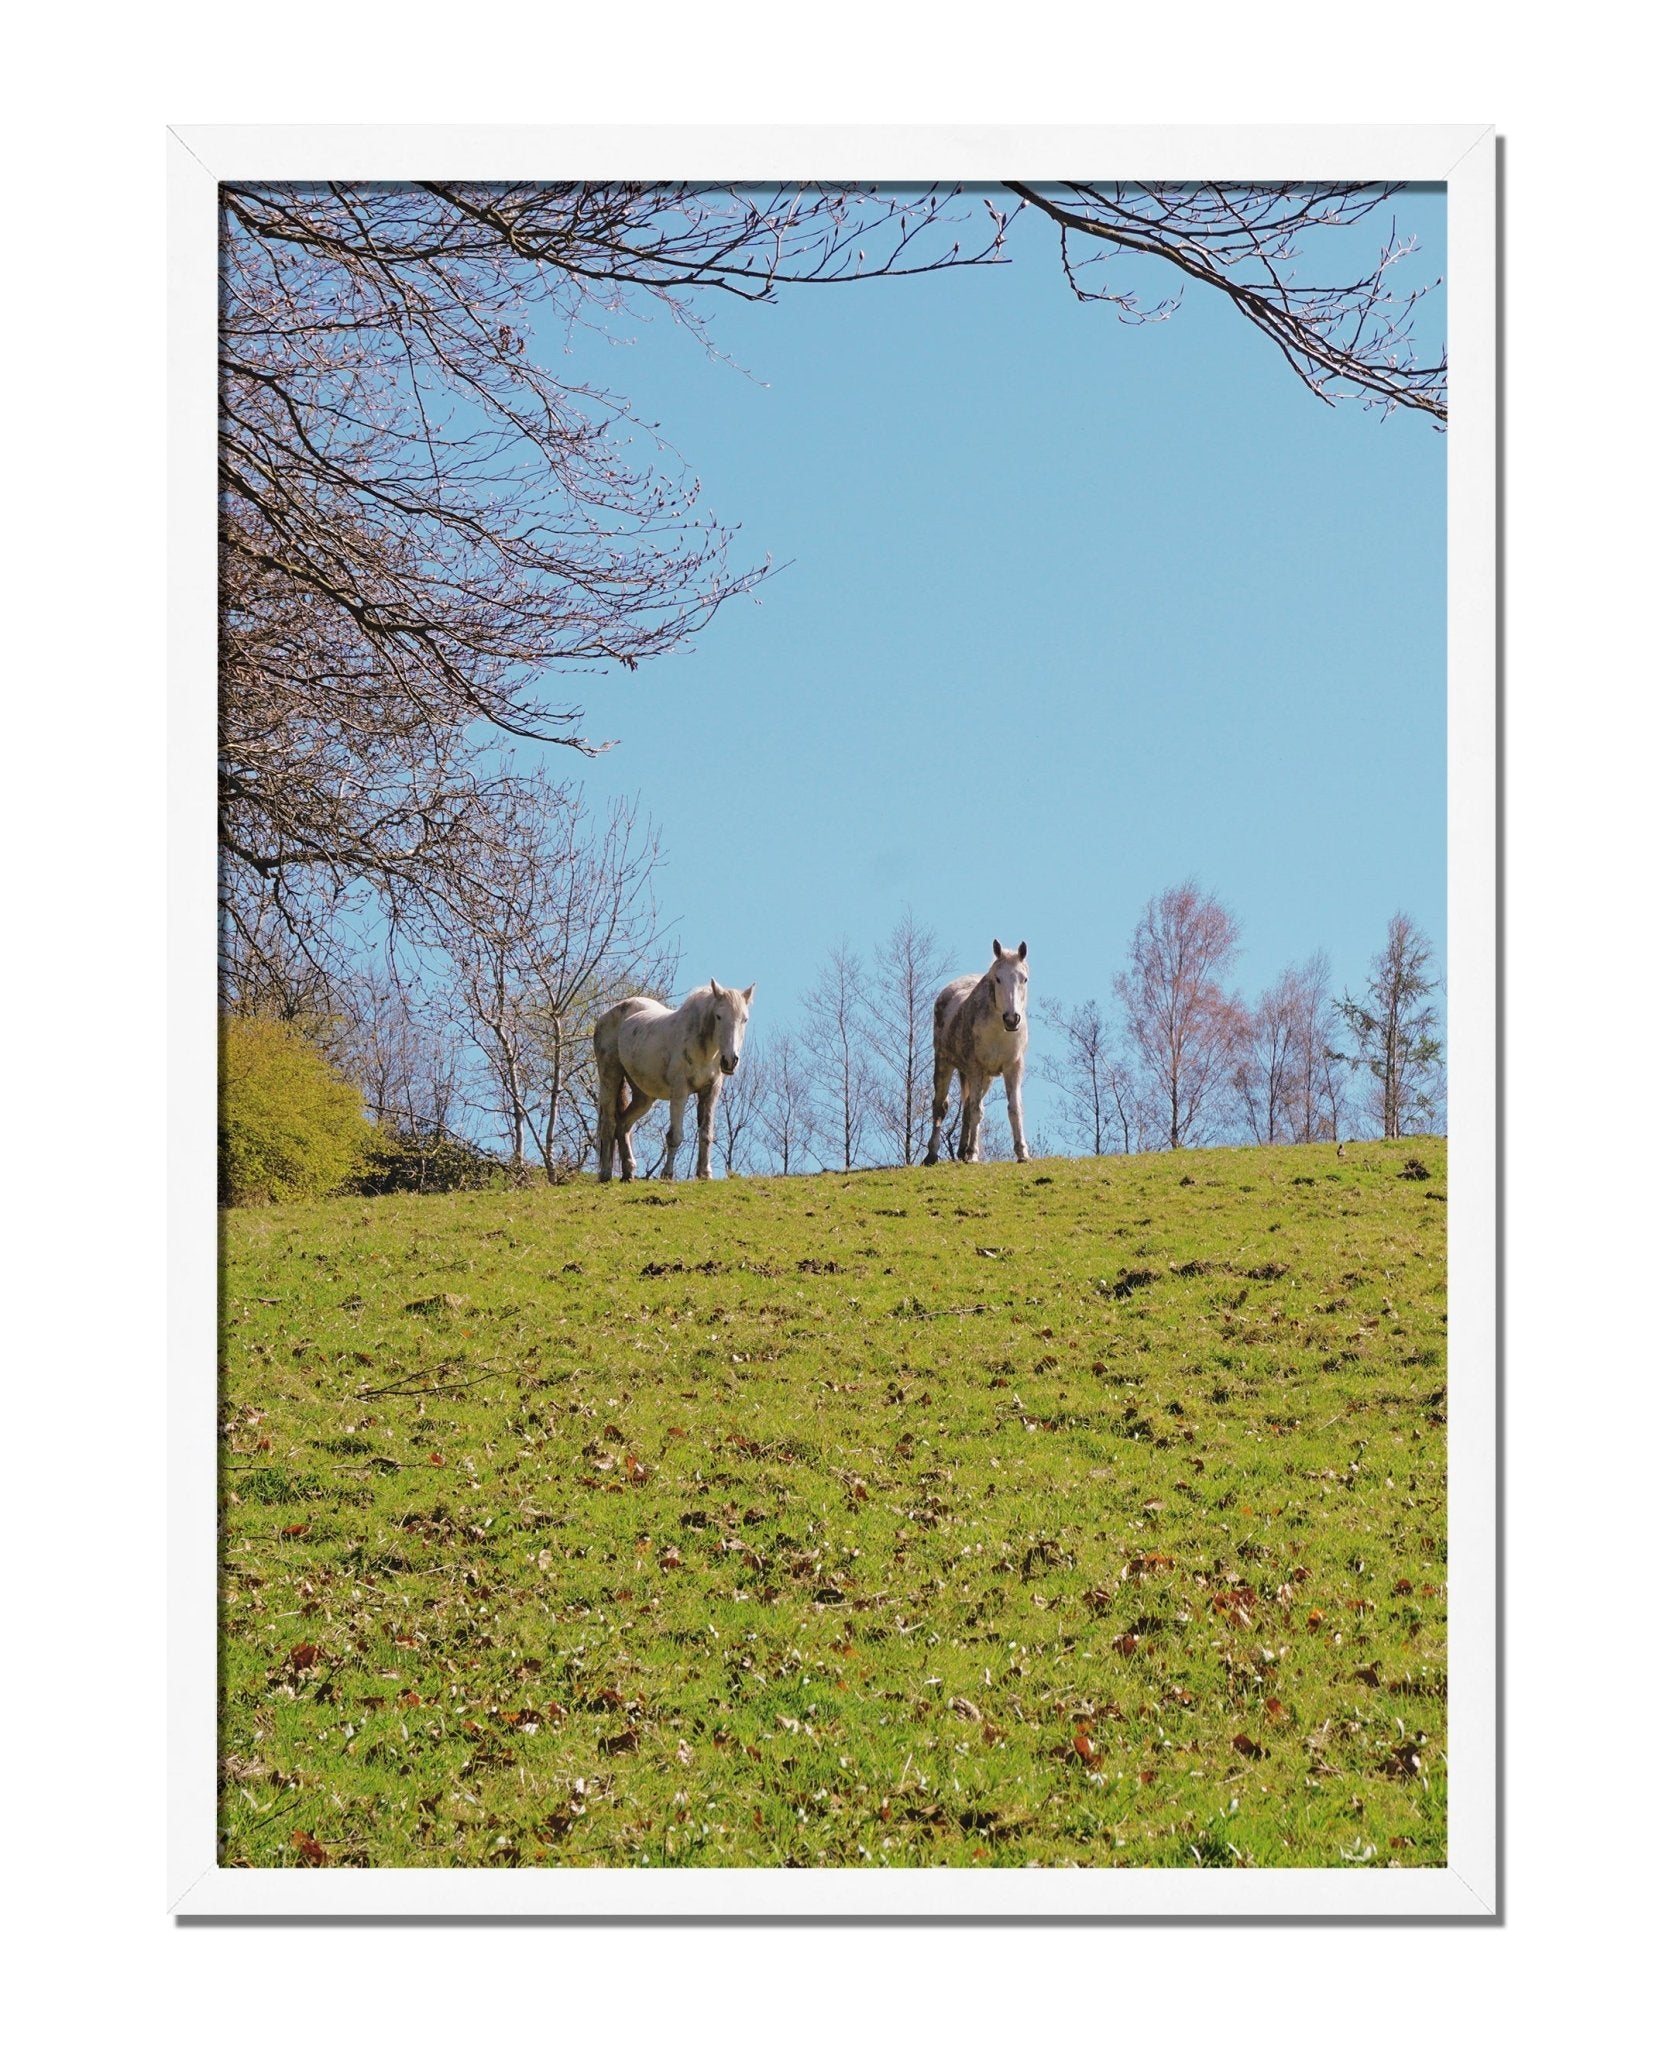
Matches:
[[753, 1032, 819, 1178], [1280, 952, 1350, 1144], [865, 911, 951, 1167], [445, 900, 540, 1176], [437, 776, 675, 1180], [335, 968, 465, 1144], [1318, 1042, 1354, 1147], [1335, 914, 1445, 1139], [1038, 996, 1142, 1157], [712, 1052, 765, 1179], [519, 793, 676, 1176], [1224, 950, 1353, 1147], [1105, 1064, 1155, 1156], [1116, 882, 1246, 1151], [803, 939, 879, 1170], [323, 967, 496, 1189], [1233, 970, 1304, 1145], [221, 894, 343, 1023]]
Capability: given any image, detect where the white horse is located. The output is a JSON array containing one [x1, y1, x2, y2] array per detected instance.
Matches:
[[925, 940, 1030, 1165], [594, 979, 756, 1182]]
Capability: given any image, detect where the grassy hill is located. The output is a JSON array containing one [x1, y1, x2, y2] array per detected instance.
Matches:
[[219, 1138, 1448, 1870]]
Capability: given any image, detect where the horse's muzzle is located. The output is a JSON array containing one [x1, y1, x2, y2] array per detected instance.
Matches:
[[720, 1056, 739, 1075], [1002, 1013, 1021, 1031]]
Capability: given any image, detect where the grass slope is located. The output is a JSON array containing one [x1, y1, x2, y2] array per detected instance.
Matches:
[[219, 1139, 1447, 1871]]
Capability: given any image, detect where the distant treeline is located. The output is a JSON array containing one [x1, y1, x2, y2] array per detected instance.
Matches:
[[220, 791, 1443, 1200]]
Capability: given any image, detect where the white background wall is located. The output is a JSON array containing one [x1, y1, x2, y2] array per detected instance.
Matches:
[[7, 8, 1648, 2039]]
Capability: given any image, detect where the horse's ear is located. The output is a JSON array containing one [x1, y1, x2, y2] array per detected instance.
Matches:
[[709, 977, 721, 997], [1018, 941, 1027, 962], [742, 983, 756, 1005], [992, 938, 1002, 959]]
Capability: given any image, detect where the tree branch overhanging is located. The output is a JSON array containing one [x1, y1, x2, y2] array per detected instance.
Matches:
[[1004, 181, 1446, 423]]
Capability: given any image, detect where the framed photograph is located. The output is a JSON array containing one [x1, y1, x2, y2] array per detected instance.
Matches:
[[172, 124, 1496, 1917]]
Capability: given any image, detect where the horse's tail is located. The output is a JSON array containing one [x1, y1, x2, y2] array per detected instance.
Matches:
[[932, 977, 962, 1054], [594, 1009, 626, 1175], [594, 1007, 628, 1095]]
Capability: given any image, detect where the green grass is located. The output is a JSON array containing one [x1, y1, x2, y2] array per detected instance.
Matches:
[[219, 1138, 1447, 1871]]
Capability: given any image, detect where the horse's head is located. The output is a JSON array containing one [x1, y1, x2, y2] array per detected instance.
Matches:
[[706, 978, 756, 1075], [989, 940, 1029, 1034]]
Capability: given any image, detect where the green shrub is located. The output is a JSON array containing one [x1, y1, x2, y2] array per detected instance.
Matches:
[[350, 1128, 506, 1196], [219, 1016, 373, 1205]]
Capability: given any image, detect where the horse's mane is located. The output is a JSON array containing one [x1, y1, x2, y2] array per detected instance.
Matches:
[[684, 983, 722, 1051]]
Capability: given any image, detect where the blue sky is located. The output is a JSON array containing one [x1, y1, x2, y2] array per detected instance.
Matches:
[[531, 186, 1447, 1123]]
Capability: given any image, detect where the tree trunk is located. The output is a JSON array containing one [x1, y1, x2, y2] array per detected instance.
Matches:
[[542, 1015, 565, 1184]]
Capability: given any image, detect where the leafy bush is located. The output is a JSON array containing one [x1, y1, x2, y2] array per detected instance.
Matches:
[[220, 1017, 374, 1205], [350, 1128, 507, 1197]]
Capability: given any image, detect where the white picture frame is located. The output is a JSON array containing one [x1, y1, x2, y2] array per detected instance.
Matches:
[[170, 123, 1496, 1917]]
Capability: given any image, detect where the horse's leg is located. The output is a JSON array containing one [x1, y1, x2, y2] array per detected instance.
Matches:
[[960, 1071, 989, 1163], [616, 1087, 654, 1182], [694, 1080, 718, 1181], [662, 1087, 689, 1180], [924, 1049, 954, 1165], [1005, 1059, 1029, 1163]]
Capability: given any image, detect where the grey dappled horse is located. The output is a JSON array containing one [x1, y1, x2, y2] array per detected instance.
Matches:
[[925, 940, 1030, 1165], [594, 980, 755, 1182]]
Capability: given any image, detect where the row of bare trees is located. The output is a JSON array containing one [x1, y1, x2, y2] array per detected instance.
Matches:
[[597, 887, 1443, 1183], [1041, 883, 1444, 1155], [234, 897, 1013, 1184], [228, 823, 1442, 1182], [691, 912, 956, 1180], [528, 909, 959, 1182]]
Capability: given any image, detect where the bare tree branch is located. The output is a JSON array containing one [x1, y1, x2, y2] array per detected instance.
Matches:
[[1005, 182, 1446, 423], [1335, 914, 1444, 1138], [1116, 881, 1246, 1150]]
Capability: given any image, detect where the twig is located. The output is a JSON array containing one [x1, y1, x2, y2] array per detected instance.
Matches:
[[242, 1792, 308, 1835], [351, 1363, 447, 1395], [359, 1364, 513, 1399]]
